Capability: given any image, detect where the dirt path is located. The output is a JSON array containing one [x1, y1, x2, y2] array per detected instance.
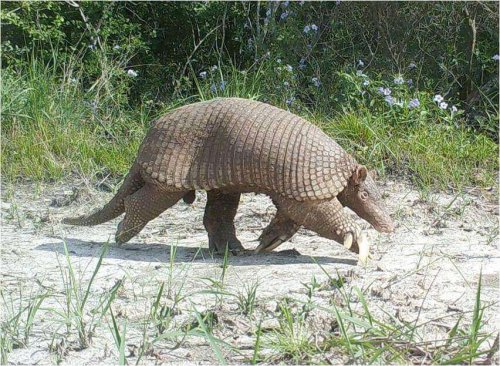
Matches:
[[1, 178, 498, 364]]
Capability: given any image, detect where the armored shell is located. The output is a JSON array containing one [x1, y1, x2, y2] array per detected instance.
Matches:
[[137, 98, 357, 201]]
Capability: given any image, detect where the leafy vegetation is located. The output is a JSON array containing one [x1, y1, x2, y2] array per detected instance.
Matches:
[[1, 1, 498, 188]]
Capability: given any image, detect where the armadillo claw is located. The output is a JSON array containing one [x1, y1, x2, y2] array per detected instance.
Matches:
[[343, 232, 353, 249], [357, 231, 371, 265]]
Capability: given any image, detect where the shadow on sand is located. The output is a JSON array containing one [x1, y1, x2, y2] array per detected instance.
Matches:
[[36, 237, 358, 267]]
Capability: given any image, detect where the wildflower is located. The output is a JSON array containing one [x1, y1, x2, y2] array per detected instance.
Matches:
[[113, 45, 121, 50], [385, 95, 395, 106], [299, 0, 305, 5], [210, 65, 218, 72], [439, 101, 448, 110], [286, 64, 293, 72], [298, 57, 306, 70], [88, 44, 96, 51], [336, 0, 341, 4], [284, 81, 290, 87], [210, 83, 217, 93], [362, 80, 370, 86], [357, 59, 364, 67], [378, 87, 391, 96], [312, 77, 321, 87], [492, 54, 500, 61], [408, 98, 420, 109], [127, 69, 138, 77], [451, 105, 458, 113], [311, 24, 318, 31], [286, 96, 296, 106], [282, 1, 290, 7], [303, 25, 311, 33], [220, 81, 227, 91], [407, 79, 413, 86], [393, 76, 404, 85], [277, 58, 282, 64], [199, 71, 207, 79], [280, 11, 289, 20], [433, 94, 443, 103], [266, 9, 272, 17], [408, 62, 417, 69]]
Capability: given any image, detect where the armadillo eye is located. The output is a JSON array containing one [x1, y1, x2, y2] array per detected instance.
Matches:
[[360, 191, 369, 200]]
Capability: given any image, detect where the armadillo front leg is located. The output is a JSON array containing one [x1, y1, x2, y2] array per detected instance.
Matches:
[[273, 195, 368, 259], [116, 184, 184, 244], [255, 209, 300, 253], [203, 190, 244, 253]]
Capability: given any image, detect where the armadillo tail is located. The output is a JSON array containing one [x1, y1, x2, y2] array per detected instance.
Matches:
[[62, 164, 143, 226]]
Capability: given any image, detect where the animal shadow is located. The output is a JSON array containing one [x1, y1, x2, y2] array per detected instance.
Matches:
[[36, 238, 358, 267]]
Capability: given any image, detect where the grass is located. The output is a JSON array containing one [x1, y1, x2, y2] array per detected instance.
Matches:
[[1, 55, 498, 190], [1, 243, 496, 364]]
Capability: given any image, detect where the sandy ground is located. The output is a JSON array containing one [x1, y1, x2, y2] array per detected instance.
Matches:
[[1, 177, 499, 364]]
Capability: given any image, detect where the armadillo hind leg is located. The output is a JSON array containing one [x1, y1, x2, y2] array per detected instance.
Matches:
[[203, 190, 244, 254], [115, 184, 185, 244], [63, 165, 143, 226], [255, 209, 300, 253]]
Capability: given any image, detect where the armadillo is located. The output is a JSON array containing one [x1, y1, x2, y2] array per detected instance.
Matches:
[[63, 98, 394, 263]]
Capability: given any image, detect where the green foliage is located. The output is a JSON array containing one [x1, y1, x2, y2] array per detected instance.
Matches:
[[0, 1, 498, 188]]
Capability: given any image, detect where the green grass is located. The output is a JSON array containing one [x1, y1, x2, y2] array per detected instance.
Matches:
[[1, 56, 498, 190]]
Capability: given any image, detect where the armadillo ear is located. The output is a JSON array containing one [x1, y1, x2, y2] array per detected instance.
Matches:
[[352, 165, 368, 185]]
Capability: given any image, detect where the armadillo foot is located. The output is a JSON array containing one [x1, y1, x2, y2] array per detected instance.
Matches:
[[208, 234, 245, 255], [115, 219, 146, 244], [356, 231, 371, 265], [255, 210, 300, 253], [255, 234, 290, 253]]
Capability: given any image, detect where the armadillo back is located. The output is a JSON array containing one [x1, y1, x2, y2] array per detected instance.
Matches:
[[138, 98, 357, 201]]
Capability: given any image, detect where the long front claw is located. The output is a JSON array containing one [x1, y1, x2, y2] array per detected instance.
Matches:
[[357, 232, 371, 265], [343, 232, 353, 249]]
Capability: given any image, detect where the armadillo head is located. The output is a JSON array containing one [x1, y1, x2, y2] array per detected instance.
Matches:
[[338, 165, 394, 233]]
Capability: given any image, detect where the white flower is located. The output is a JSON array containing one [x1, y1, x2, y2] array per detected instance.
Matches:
[[286, 64, 293, 72], [451, 105, 458, 113], [303, 25, 311, 34], [113, 45, 121, 50], [277, 58, 282, 64], [199, 71, 207, 79], [378, 87, 391, 96], [283, 81, 290, 87], [492, 54, 500, 61], [357, 59, 364, 67], [408, 62, 417, 69], [393, 76, 404, 85], [210, 65, 218, 72], [439, 101, 448, 110], [362, 80, 370, 86], [127, 69, 138, 77], [311, 77, 321, 87], [299, 0, 305, 5], [311, 24, 318, 31], [433, 94, 443, 103]]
